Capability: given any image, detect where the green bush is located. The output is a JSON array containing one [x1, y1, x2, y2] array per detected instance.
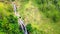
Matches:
[[26, 24, 33, 33]]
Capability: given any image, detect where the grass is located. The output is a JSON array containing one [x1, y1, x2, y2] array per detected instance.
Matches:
[[0, 0, 60, 34], [18, 0, 60, 34]]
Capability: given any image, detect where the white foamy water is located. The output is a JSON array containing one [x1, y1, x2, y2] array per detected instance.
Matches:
[[12, 2, 28, 34]]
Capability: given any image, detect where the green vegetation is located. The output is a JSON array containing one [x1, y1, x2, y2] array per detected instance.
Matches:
[[33, 0, 60, 22], [0, 2, 22, 34], [0, 0, 60, 34]]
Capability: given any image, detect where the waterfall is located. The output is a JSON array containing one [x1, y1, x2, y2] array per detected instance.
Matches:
[[12, 2, 28, 34]]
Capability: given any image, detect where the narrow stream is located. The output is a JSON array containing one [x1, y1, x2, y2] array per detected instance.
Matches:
[[12, 2, 28, 34]]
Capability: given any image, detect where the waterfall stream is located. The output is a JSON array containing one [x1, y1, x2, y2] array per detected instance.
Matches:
[[12, 2, 28, 34]]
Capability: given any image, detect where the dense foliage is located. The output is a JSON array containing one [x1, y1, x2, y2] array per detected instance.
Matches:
[[33, 0, 60, 22]]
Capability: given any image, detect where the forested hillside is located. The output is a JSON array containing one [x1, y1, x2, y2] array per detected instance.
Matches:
[[0, 0, 60, 34]]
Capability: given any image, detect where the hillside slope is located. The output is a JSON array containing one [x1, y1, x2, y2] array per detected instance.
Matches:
[[0, 0, 60, 34]]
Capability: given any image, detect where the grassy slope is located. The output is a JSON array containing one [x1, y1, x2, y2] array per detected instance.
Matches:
[[0, 0, 60, 34], [18, 0, 60, 34]]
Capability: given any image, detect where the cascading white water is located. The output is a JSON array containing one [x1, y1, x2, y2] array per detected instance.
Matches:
[[12, 2, 28, 34]]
